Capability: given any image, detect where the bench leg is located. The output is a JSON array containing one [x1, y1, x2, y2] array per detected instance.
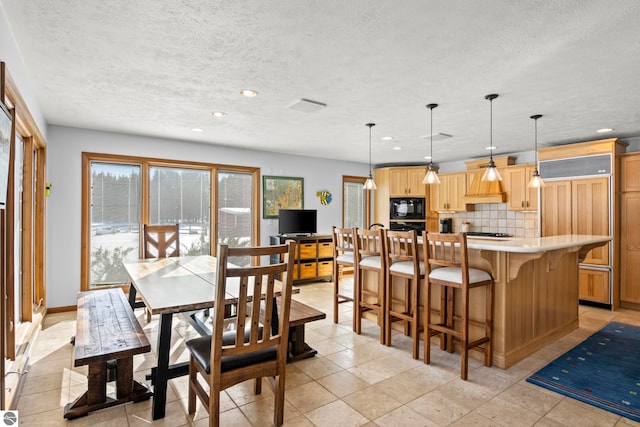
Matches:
[[63, 363, 107, 419]]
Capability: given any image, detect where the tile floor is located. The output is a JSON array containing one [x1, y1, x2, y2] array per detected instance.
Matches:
[[14, 279, 640, 426]]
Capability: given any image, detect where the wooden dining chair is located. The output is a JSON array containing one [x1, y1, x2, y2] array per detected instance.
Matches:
[[422, 231, 493, 380], [185, 241, 296, 427], [142, 223, 180, 259], [353, 227, 386, 344], [332, 226, 356, 328], [131, 223, 181, 322], [383, 229, 424, 359]]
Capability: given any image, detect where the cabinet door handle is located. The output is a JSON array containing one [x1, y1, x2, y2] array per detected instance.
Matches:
[[526, 201, 529, 207], [521, 201, 524, 208]]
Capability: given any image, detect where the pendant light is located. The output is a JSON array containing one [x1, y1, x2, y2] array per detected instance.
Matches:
[[363, 123, 377, 190], [481, 93, 502, 182], [422, 103, 441, 184], [528, 114, 545, 188]]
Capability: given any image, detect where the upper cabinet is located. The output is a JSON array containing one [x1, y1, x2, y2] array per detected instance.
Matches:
[[389, 167, 427, 197], [430, 172, 467, 212], [622, 155, 640, 192], [503, 165, 539, 211]]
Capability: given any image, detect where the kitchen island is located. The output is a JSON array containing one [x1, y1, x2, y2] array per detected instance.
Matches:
[[377, 234, 612, 369], [463, 234, 611, 368]]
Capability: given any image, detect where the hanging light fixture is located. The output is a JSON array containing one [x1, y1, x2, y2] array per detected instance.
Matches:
[[528, 114, 545, 188], [363, 123, 377, 190], [422, 103, 441, 184], [481, 93, 502, 182]]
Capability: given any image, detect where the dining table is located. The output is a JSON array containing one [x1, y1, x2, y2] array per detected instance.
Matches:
[[123, 254, 294, 420]]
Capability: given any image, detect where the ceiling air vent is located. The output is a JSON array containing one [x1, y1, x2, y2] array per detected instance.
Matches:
[[287, 98, 327, 113], [420, 132, 452, 142]]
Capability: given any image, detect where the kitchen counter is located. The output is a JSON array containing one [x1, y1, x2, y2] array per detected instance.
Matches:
[[362, 234, 611, 369], [465, 234, 611, 253]]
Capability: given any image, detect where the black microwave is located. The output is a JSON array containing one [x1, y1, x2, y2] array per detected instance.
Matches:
[[389, 198, 426, 220]]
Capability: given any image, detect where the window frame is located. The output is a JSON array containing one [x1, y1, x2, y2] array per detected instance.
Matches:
[[342, 175, 370, 228], [80, 152, 260, 291]]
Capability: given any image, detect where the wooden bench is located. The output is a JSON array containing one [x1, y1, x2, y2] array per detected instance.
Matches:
[[64, 288, 153, 419], [278, 298, 326, 362]]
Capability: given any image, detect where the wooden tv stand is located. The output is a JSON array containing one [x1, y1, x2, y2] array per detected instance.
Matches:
[[270, 235, 334, 284]]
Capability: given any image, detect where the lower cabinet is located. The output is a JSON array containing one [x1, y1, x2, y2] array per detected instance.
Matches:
[[270, 235, 334, 284], [579, 268, 610, 304]]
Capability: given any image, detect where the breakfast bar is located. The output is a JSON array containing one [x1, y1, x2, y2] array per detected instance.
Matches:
[[376, 234, 612, 369], [463, 234, 611, 368]]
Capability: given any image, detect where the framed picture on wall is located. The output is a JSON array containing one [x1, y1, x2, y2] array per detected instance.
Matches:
[[0, 102, 12, 209], [262, 175, 304, 218]]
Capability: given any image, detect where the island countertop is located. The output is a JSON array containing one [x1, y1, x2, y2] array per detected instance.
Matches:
[[372, 233, 612, 368], [464, 234, 611, 253]]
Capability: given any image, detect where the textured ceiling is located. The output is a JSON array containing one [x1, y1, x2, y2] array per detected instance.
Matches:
[[2, 0, 640, 165]]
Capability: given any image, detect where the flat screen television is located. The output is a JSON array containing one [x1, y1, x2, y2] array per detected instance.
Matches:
[[278, 209, 317, 236]]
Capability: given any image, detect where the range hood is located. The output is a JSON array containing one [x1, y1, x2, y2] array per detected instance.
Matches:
[[464, 171, 506, 203], [463, 156, 514, 204]]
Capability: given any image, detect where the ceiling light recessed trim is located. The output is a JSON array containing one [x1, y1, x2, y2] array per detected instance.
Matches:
[[191, 128, 204, 132], [393, 146, 403, 151], [212, 111, 226, 117], [381, 136, 394, 141], [597, 128, 613, 133], [240, 89, 258, 97]]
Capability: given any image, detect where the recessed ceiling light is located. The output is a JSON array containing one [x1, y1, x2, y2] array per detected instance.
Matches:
[[393, 146, 403, 151], [240, 89, 258, 97], [382, 136, 393, 141], [212, 111, 226, 117], [597, 128, 613, 133], [192, 128, 204, 132], [423, 155, 432, 160], [485, 146, 496, 150]]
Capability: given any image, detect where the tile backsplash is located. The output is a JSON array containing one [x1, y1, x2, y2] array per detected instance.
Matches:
[[439, 203, 539, 238]]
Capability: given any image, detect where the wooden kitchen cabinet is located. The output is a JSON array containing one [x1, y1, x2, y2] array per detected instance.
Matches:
[[542, 177, 609, 259], [389, 166, 427, 196], [572, 177, 609, 265], [542, 176, 610, 303], [621, 192, 640, 306], [541, 180, 572, 236], [579, 268, 610, 304], [503, 165, 539, 211], [430, 172, 466, 212], [621, 153, 640, 308], [622, 155, 640, 192]]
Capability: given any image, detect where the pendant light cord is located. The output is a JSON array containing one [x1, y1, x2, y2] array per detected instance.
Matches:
[[489, 97, 493, 161], [430, 107, 434, 166], [366, 123, 375, 177], [530, 114, 542, 169]]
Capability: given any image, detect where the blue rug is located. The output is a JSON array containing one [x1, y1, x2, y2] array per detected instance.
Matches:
[[526, 322, 640, 422]]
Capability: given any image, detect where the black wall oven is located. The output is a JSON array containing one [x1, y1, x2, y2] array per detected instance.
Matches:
[[389, 198, 426, 220], [389, 221, 426, 232]]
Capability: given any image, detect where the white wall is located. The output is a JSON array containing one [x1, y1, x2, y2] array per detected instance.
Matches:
[[0, 3, 47, 138], [46, 125, 368, 308]]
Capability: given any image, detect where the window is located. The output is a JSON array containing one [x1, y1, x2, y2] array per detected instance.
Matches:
[[81, 153, 259, 290], [149, 166, 211, 256], [89, 162, 141, 286], [342, 176, 370, 228], [218, 169, 256, 266]]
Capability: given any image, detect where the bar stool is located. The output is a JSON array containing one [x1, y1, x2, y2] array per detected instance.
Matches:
[[383, 229, 424, 359], [332, 226, 356, 328], [422, 231, 493, 380], [353, 227, 386, 344]]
